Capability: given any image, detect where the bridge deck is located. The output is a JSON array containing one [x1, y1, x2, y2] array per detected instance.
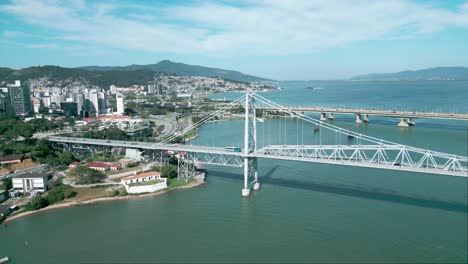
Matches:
[[258, 107, 468, 120]]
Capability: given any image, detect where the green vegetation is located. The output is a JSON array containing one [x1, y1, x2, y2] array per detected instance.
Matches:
[[25, 196, 49, 211], [1, 178, 12, 190], [167, 178, 192, 189], [82, 127, 127, 141], [1, 66, 156, 89], [0, 115, 61, 140], [86, 151, 122, 163], [184, 129, 197, 140], [68, 165, 106, 184], [58, 151, 76, 166], [45, 184, 77, 204], [157, 165, 178, 179], [79, 60, 268, 82]]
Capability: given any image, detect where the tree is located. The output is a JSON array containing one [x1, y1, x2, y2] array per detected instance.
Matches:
[[160, 165, 177, 179], [2, 178, 12, 189], [25, 196, 49, 211], [68, 165, 106, 184], [58, 151, 76, 166], [45, 184, 76, 204]]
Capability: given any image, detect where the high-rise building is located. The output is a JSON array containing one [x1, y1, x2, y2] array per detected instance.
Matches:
[[116, 93, 125, 115], [7, 80, 32, 116], [88, 90, 99, 115], [98, 92, 107, 114], [147, 83, 156, 94], [0, 88, 12, 115], [74, 93, 84, 116]]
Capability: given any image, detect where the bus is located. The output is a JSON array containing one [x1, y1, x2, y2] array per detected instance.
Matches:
[[225, 147, 241, 152]]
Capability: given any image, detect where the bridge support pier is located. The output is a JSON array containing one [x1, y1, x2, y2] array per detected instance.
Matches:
[[328, 112, 335, 120], [320, 113, 327, 121], [397, 118, 409, 127], [397, 118, 415, 127], [363, 114, 369, 123], [355, 113, 363, 124]]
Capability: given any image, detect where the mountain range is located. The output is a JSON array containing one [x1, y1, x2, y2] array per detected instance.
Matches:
[[350, 67, 468, 81], [77, 60, 268, 82]]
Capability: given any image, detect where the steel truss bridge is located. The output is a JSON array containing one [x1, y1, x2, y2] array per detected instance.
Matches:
[[48, 93, 467, 197]]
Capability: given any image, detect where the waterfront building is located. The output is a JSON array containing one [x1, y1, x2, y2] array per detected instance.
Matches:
[[12, 172, 52, 193], [121, 171, 167, 194], [116, 93, 125, 115]]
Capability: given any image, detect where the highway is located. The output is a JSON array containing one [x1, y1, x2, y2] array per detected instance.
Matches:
[[47, 136, 245, 157]]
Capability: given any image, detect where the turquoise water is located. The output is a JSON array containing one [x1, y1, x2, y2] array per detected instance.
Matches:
[[0, 81, 467, 263], [211, 80, 468, 113]]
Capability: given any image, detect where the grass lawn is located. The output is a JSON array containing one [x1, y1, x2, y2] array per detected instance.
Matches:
[[183, 129, 197, 139], [167, 178, 193, 189], [0, 184, 5, 191], [68, 187, 109, 202]]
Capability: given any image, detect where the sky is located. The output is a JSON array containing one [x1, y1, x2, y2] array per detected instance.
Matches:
[[1, 0, 468, 80]]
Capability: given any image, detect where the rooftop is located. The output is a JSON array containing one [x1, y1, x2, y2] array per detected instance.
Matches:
[[13, 172, 51, 179], [87, 162, 110, 168], [0, 154, 31, 162], [122, 171, 160, 182]]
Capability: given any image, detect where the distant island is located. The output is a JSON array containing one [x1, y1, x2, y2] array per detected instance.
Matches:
[[350, 67, 468, 81]]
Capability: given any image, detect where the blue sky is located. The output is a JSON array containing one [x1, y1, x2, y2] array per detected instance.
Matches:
[[1, 0, 468, 80]]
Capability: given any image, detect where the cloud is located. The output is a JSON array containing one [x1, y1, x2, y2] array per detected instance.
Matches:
[[1, 0, 467, 56]]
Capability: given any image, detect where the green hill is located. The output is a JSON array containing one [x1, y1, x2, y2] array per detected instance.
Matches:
[[351, 67, 468, 81], [78, 60, 269, 82], [0, 66, 157, 88]]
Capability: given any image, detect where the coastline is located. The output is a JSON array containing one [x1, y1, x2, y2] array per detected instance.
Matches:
[[3, 180, 205, 224]]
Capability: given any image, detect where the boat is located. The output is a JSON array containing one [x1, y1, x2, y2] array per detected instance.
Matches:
[[0, 256, 9, 263], [256, 118, 265, 123]]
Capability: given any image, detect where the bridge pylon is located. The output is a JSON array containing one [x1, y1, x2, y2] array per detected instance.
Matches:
[[242, 92, 259, 197]]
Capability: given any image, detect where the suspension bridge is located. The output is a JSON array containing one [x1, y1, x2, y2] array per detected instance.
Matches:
[[48, 93, 468, 197]]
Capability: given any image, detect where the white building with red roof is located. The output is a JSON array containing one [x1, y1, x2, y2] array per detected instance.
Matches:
[[121, 171, 167, 194], [87, 162, 110, 171], [69, 161, 80, 168], [110, 163, 122, 171]]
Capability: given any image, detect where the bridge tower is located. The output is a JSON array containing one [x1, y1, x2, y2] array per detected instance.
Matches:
[[242, 93, 259, 197]]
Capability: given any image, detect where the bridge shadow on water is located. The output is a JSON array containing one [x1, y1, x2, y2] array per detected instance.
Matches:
[[208, 167, 468, 214]]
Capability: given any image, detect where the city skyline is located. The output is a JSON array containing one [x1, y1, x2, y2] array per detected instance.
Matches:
[[1, 0, 468, 80]]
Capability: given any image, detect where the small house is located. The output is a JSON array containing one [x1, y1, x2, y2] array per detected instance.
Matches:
[[69, 161, 80, 168], [87, 162, 110, 171]]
